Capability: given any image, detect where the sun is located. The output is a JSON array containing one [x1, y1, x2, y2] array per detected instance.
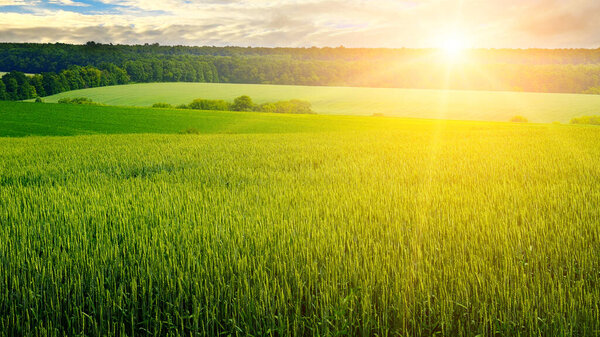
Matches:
[[439, 35, 468, 61], [443, 38, 464, 57]]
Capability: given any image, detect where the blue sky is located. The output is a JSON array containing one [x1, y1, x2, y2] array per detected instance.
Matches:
[[0, 0, 599, 48], [0, 0, 165, 15]]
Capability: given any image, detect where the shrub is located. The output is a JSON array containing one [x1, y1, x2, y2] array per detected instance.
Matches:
[[34, 97, 43, 103], [570, 116, 600, 125], [286, 99, 314, 114], [177, 96, 313, 114], [510, 115, 528, 123], [258, 99, 314, 114], [258, 103, 277, 113], [57, 97, 99, 105], [272, 101, 295, 114], [232, 95, 255, 111], [188, 98, 231, 111], [175, 104, 189, 109], [152, 102, 172, 108]]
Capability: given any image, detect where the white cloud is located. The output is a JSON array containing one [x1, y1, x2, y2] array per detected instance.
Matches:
[[0, 0, 32, 5], [48, 0, 89, 6], [0, 0, 598, 47]]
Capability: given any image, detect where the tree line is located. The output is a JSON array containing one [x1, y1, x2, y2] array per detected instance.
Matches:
[[1, 42, 600, 100], [0, 65, 129, 101], [0, 58, 219, 101], [3, 42, 600, 71]]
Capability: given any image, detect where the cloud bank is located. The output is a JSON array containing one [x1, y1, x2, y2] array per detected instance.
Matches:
[[0, 0, 599, 48]]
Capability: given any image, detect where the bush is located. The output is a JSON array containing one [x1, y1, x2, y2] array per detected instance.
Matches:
[[232, 95, 255, 111], [269, 102, 296, 114], [152, 102, 172, 108], [188, 98, 231, 111], [571, 116, 600, 125], [258, 99, 314, 114], [258, 103, 277, 113], [287, 99, 314, 114], [34, 97, 43, 103], [57, 97, 99, 105], [179, 96, 314, 114], [175, 104, 189, 109], [510, 115, 528, 123]]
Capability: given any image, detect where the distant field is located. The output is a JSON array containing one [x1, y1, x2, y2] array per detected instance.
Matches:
[[41, 82, 600, 123]]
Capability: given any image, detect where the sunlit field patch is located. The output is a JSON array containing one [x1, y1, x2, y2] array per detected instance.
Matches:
[[39, 82, 600, 123]]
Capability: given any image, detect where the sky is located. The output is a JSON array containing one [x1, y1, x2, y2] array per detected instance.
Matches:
[[0, 0, 599, 48]]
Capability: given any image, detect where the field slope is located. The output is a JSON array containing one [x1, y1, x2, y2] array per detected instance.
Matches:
[[41, 82, 600, 123], [0, 101, 400, 137]]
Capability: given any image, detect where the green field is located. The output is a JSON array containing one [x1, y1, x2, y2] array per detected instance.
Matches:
[[0, 101, 419, 137], [0, 100, 599, 336], [41, 82, 600, 123]]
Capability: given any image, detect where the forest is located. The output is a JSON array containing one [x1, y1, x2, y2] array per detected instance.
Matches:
[[1, 42, 600, 101]]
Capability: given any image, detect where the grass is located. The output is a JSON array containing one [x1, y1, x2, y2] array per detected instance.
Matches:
[[0, 101, 372, 137], [40, 82, 600, 123], [0, 101, 483, 137], [0, 100, 599, 335]]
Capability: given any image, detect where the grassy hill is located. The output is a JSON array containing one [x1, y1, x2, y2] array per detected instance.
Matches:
[[40, 82, 600, 123], [0, 101, 448, 137]]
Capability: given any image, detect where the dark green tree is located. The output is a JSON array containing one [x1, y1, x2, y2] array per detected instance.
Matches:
[[4, 77, 18, 100], [17, 80, 36, 99], [232, 95, 254, 111], [29, 74, 46, 97], [42, 72, 67, 95], [0, 79, 6, 100], [2, 71, 35, 99]]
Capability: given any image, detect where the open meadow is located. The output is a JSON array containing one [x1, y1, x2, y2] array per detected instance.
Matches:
[[0, 101, 409, 137], [40, 82, 600, 123], [0, 101, 599, 336], [2, 1, 600, 335]]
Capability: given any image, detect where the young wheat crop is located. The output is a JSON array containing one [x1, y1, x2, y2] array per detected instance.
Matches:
[[0, 122, 598, 336]]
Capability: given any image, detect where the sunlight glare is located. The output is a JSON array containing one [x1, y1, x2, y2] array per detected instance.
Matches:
[[436, 32, 470, 62], [442, 36, 466, 60]]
